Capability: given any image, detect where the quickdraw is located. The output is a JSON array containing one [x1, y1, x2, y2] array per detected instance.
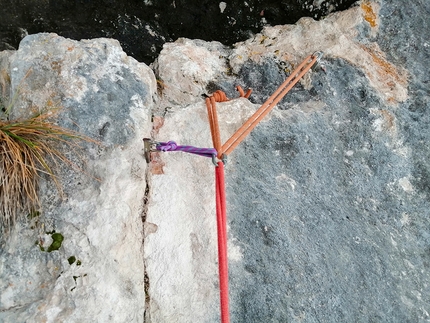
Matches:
[[145, 52, 324, 323]]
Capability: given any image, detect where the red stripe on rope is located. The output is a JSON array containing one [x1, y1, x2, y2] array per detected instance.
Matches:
[[215, 161, 230, 323]]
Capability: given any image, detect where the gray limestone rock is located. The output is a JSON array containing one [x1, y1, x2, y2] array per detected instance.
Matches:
[[1, 0, 430, 322], [0, 34, 156, 322], [146, 0, 430, 322]]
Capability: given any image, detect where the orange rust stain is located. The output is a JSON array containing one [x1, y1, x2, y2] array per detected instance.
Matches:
[[361, 1, 377, 28], [156, 79, 166, 96], [149, 116, 165, 174], [149, 152, 165, 175], [387, 81, 396, 88], [51, 60, 61, 73], [151, 116, 164, 137], [46, 99, 55, 107], [361, 44, 407, 86]]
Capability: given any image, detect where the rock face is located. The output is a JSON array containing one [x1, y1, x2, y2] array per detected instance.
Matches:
[[146, 0, 430, 322], [0, 0, 358, 64], [1, 0, 430, 322], [0, 34, 156, 322], [145, 98, 259, 322]]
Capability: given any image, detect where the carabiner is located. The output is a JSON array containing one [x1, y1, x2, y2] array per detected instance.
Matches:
[[311, 51, 326, 72], [212, 154, 228, 167]]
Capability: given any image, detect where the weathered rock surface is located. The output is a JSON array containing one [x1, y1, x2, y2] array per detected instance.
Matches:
[[0, 34, 156, 322], [0, 0, 358, 64], [146, 0, 430, 322], [145, 98, 259, 322], [1, 0, 430, 322]]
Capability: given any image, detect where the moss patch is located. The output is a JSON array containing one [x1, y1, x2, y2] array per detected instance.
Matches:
[[47, 233, 64, 252]]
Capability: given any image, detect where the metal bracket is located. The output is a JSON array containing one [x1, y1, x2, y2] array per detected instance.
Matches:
[[143, 138, 158, 163], [311, 51, 325, 72]]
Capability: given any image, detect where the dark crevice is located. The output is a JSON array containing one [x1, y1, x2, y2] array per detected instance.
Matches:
[[141, 167, 151, 322], [142, 180, 150, 223], [143, 270, 151, 323], [0, 1, 359, 64]]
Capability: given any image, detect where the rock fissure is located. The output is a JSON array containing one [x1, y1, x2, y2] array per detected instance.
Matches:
[[141, 172, 151, 322], [0, 300, 40, 313], [1, 34, 154, 322], [142, 1, 430, 322], [1, 1, 430, 322]]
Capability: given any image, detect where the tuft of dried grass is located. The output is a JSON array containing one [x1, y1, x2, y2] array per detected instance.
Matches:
[[0, 109, 93, 234]]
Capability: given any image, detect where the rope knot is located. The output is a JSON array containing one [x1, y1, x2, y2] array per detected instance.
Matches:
[[157, 141, 178, 151], [212, 90, 229, 102]]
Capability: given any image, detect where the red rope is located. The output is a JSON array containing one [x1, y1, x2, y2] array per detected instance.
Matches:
[[207, 53, 322, 322], [215, 161, 229, 323]]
